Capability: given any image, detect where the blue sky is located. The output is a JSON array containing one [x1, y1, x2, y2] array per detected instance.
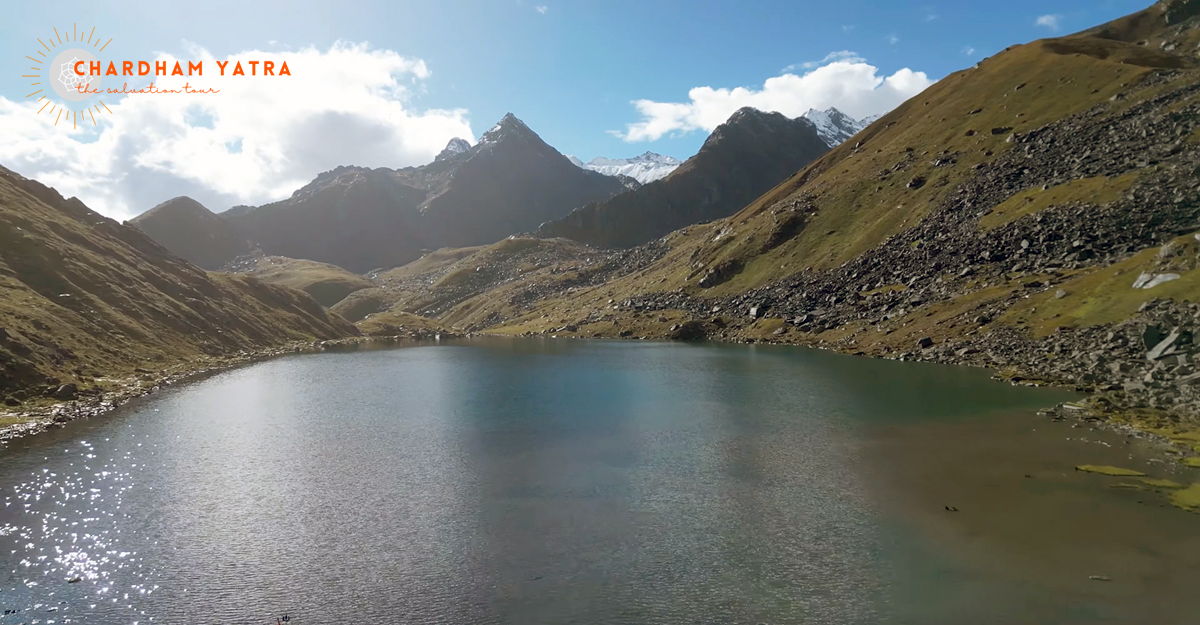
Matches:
[[0, 0, 1150, 218]]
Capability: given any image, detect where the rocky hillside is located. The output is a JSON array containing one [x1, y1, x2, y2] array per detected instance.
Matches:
[[132, 114, 634, 274], [0, 165, 357, 414], [331, 237, 667, 330], [391, 1, 1200, 447], [537, 108, 830, 249], [128, 197, 250, 270]]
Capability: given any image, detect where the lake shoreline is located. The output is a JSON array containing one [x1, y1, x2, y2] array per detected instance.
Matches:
[[2, 330, 1197, 490], [2, 336, 1194, 623], [0, 335, 442, 443]]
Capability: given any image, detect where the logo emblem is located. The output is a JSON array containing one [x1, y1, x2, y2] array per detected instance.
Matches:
[[23, 24, 113, 129]]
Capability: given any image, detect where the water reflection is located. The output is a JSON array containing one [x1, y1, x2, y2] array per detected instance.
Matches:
[[6, 338, 1186, 625]]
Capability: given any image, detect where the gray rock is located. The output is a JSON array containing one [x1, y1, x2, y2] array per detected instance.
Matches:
[[1143, 325, 1165, 350], [917, 337, 935, 349], [1123, 379, 1148, 392], [54, 384, 77, 400], [1147, 329, 1180, 361]]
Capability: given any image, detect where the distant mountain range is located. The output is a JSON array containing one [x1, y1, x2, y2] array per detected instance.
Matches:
[[567, 152, 683, 184], [130, 106, 848, 273], [131, 113, 631, 273]]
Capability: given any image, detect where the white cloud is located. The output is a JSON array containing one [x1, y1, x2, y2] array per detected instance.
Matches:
[[0, 42, 473, 221], [925, 13, 939, 22], [782, 50, 865, 74], [886, 34, 901, 45], [1035, 14, 1062, 30], [613, 53, 935, 142], [963, 46, 976, 56], [536, 5, 548, 14], [842, 24, 857, 33]]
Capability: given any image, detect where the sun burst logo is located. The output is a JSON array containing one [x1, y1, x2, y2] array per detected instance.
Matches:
[[23, 23, 113, 129]]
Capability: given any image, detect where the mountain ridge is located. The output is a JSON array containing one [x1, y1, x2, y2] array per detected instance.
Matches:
[[131, 113, 632, 274], [537, 107, 830, 249], [568, 152, 683, 184]]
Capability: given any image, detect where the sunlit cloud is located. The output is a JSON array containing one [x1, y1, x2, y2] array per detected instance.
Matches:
[[1035, 14, 1063, 30], [0, 42, 473, 221], [612, 53, 935, 142]]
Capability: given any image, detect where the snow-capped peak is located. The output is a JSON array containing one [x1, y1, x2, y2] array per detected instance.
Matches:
[[478, 112, 535, 146], [802, 107, 874, 147], [569, 152, 682, 184], [435, 137, 472, 162]]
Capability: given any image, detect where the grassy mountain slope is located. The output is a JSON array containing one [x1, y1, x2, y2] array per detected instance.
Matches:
[[480, 0, 1200, 322], [336, 237, 661, 330], [231, 256, 375, 307], [0, 166, 357, 413]]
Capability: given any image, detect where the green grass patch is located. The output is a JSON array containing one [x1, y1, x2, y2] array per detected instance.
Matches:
[[1004, 233, 1200, 336], [376, 246, 485, 282], [243, 256, 374, 307], [1183, 457, 1200, 468], [1076, 464, 1146, 476], [1141, 478, 1184, 488], [979, 172, 1139, 231], [0, 416, 33, 428], [356, 310, 449, 337], [1169, 484, 1200, 511]]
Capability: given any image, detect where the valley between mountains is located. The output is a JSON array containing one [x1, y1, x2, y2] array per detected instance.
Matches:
[[3, 0, 1200, 490]]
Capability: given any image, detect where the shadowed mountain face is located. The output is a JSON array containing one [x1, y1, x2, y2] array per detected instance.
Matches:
[[536, 108, 830, 249], [129, 197, 250, 270], [130, 114, 633, 274], [0, 165, 356, 399]]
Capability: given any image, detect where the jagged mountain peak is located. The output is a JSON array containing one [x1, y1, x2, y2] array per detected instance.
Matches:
[[801, 107, 874, 147], [725, 106, 789, 126], [435, 137, 472, 162], [703, 108, 809, 152], [479, 113, 538, 144], [541, 106, 829, 249]]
